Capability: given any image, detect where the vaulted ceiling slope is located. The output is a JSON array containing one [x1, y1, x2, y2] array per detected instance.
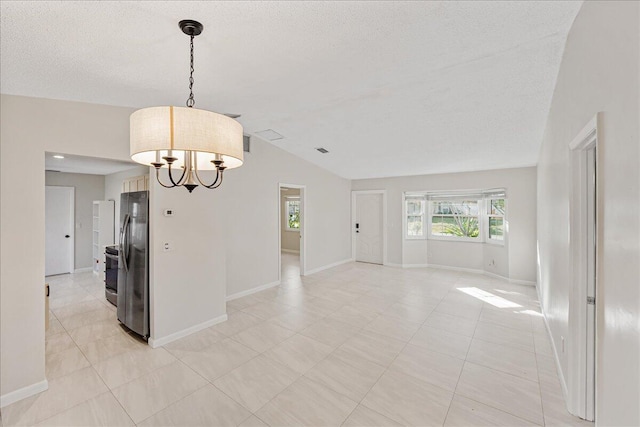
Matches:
[[1, 1, 582, 179]]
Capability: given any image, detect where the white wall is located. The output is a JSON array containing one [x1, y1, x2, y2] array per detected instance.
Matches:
[[44, 172, 106, 270], [536, 1, 639, 425], [281, 188, 301, 252], [148, 171, 227, 345], [352, 167, 537, 282], [104, 165, 150, 239], [218, 138, 352, 297], [1, 95, 133, 404], [0, 94, 352, 403]]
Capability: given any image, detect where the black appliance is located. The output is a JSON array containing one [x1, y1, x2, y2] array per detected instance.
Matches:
[[104, 246, 119, 306], [117, 191, 149, 339]]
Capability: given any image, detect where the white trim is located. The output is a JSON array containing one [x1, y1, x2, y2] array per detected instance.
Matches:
[[148, 314, 228, 348], [352, 190, 387, 265], [401, 263, 432, 269], [0, 379, 48, 408], [427, 263, 484, 275], [569, 115, 598, 150], [226, 280, 281, 301], [281, 249, 300, 254], [278, 183, 306, 279], [537, 285, 571, 406], [73, 267, 93, 273], [506, 277, 537, 287], [484, 271, 536, 286], [567, 113, 599, 421], [384, 263, 537, 285], [383, 262, 404, 268], [305, 258, 354, 276]]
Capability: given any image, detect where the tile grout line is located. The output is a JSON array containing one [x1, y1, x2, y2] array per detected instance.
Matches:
[[440, 287, 484, 426], [446, 300, 547, 426]]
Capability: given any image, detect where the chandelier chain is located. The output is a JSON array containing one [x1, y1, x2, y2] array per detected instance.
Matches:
[[186, 34, 195, 108]]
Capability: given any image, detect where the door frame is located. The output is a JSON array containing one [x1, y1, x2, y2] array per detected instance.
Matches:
[[278, 183, 306, 279], [568, 113, 600, 421], [351, 190, 387, 265], [45, 185, 75, 275]]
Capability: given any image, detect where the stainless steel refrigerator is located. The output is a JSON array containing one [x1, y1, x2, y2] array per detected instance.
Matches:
[[117, 190, 149, 339]]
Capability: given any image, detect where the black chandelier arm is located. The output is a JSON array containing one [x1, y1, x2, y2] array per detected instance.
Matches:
[[154, 167, 179, 189], [194, 167, 223, 189], [210, 169, 224, 189], [167, 163, 187, 186]]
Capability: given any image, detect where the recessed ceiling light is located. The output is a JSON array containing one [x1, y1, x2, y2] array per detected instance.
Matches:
[[53, 155, 64, 159], [255, 129, 284, 141]]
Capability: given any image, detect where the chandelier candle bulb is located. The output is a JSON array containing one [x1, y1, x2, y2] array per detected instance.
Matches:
[[129, 20, 243, 193]]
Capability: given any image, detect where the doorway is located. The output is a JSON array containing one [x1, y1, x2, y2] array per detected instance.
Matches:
[[278, 183, 305, 281], [569, 114, 599, 421], [45, 186, 75, 276], [352, 190, 386, 265]]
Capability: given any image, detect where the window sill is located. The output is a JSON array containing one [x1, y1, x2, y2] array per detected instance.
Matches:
[[427, 236, 483, 243]]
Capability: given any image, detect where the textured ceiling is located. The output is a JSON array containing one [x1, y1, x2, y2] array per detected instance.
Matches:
[[1, 1, 582, 179]]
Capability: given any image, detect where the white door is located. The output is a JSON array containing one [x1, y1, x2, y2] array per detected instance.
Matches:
[[45, 186, 74, 276], [355, 193, 383, 264]]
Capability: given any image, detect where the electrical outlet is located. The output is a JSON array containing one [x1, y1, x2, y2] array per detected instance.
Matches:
[[163, 242, 173, 252]]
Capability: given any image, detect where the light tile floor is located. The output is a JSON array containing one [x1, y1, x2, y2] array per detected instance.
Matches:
[[1, 257, 594, 426]]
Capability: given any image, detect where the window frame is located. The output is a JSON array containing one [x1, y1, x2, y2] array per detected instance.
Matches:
[[404, 197, 427, 239], [284, 198, 300, 231], [485, 198, 506, 245], [403, 190, 507, 244], [427, 199, 483, 243]]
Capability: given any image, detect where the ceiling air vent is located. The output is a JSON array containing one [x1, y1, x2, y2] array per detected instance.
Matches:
[[243, 135, 251, 153], [316, 148, 329, 154], [255, 129, 284, 141]]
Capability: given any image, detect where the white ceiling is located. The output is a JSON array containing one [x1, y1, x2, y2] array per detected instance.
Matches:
[[2, 1, 582, 179], [45, 152, 140, 175]]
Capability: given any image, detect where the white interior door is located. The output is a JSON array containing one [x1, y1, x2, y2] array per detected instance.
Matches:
[[45, 186, 74, 276], [355, 193, 383, 264]]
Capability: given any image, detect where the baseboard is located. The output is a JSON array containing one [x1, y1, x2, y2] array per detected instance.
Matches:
[[0, 379, 48, 408], [426, 263, 485, 275], [281, 249, 300, 254], [304, 258, 353, 276], [226, 280, 281, 301], [74, 267, 93, 273], [148, 314, 228, 348], [507, 277, 537, 286], [386, 263, 537, 285], [383, 262, 404, 268], [483, 271, 537, 286], [538, 296, 570, 404], [401, 263, 432, 269]]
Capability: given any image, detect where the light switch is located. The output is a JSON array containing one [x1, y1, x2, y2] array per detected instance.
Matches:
[[163, 242, 173, 252]]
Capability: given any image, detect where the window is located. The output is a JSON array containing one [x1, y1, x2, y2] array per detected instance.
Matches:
[[430, 200, 480, 240], [406, 197, 426, 238], [404, 189, 506, 243], [285, 199, 300, 231], [487, 198, 505, 241]]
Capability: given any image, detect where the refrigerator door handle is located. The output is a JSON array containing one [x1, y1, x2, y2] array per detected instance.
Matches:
[[121, 214, 130, 272]]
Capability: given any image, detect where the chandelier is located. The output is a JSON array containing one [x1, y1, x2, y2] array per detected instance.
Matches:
[[129, 20, 243, 193]]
